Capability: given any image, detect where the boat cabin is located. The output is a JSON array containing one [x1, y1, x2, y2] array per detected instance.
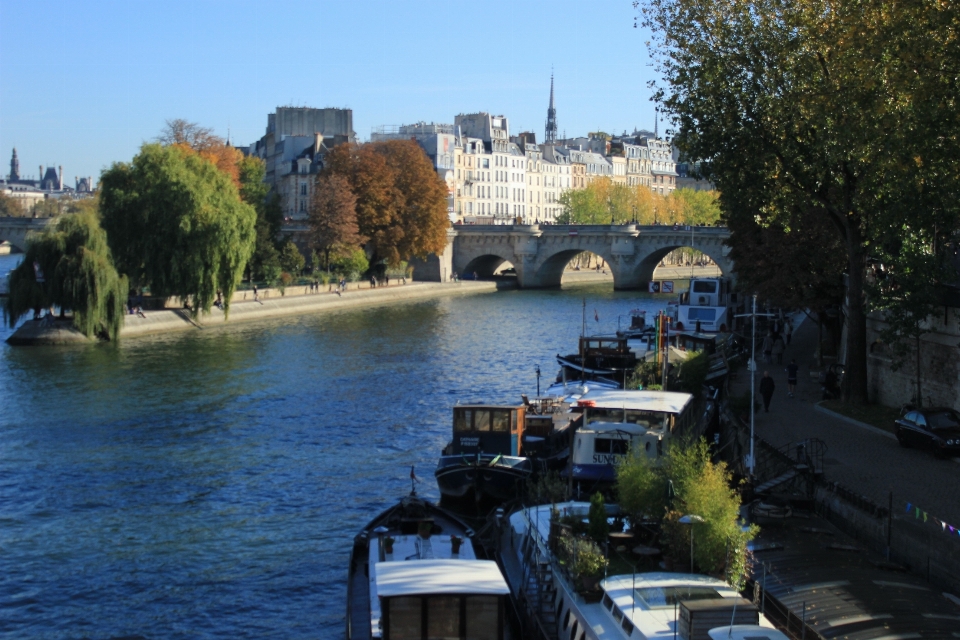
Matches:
[[670, 277, 738, 333], [450, 405, 525, 457], [569, 390, 695, 483], [375, 559, 510, 640]]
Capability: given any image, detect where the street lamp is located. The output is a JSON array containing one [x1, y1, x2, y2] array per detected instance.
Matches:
[[735, 296, 775, 477], [679, 514, 704, 573]]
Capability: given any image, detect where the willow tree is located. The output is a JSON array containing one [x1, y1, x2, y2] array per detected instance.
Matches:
[[639, 0, 960, 403], [5, 212, 127, 340], [99, 144, 256, 317]]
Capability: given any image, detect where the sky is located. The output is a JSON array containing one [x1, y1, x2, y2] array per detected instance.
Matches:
[[0, 0, 663, 184]]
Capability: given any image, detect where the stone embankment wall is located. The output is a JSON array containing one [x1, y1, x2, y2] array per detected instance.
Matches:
[[866, 309, 960, 411], [8, 281, 499, 345]]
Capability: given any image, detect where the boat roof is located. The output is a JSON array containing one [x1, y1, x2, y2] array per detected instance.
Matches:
[[579, 389, 693, 413], [708, 626, 789, 640], [375, 559, 509, 597]]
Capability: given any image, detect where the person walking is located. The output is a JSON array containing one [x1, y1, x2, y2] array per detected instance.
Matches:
[[785, 319, 793, 346], [786, 359, 799, 397], [759, 371, 776, 412], [772, 334, 786, 365], [761, 332, 774, 364]]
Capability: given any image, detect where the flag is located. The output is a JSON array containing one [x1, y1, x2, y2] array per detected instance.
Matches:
[[594, 309, 599, 323], [410, 465, 420, 483]]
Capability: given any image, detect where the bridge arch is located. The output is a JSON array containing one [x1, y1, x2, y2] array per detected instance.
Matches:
[[635, 243, 730, 283], [533, 247, 616, 288], [461, 253, 514, 279]]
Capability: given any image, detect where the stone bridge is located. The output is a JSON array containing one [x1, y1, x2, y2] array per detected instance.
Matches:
[[452, 224, 733, 289], [0, 216, 54, 253]]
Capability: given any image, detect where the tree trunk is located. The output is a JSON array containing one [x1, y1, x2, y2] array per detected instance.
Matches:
[[915, 333, 923, 408], [841, 224, 869, 405]]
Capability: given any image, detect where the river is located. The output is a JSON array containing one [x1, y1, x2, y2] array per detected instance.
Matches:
[[0, 252, 669, 638]]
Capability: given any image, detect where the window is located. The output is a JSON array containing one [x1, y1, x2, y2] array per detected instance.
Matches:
[[427, 596, 460, 640], [595, 438, 629, 455], [387, 597, 421, 639], [492, 410, 510, 432], [465, 596, 499, 640], [300, 183, 307, 196]]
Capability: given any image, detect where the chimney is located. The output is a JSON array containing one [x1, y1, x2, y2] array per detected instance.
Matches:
[[58, 166, 63, 190], [75, 176, 79, 190], [314, 132, 322, 156], [89, 176, 92, 191]]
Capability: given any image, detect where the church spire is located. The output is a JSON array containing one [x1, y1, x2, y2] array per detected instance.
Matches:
[[545, 73, 558, 144], [9, 148, 19, 181]]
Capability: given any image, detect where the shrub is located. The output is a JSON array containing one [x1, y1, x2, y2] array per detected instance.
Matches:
[[588, 492, 610, 545]]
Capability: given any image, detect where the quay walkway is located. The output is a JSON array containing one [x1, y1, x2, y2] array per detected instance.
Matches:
[[731, 315, 960, 636]]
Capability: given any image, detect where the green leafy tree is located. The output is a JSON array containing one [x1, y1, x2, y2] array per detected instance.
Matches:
[[5, 212, 127, 340], [0, 191, 25, 217], [616, 446, 668, 522], [587, 492, 610, 545], [331, 247, 369, 279], [99, 144, 256, 318], [639, 0, 960, 403], [279, 241, 305, 276]]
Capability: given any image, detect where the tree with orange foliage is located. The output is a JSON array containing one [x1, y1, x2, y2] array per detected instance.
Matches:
[[322, 140, 449, 270], [309, 173, 365, 271]]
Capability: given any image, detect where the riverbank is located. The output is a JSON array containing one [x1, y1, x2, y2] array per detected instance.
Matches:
[[7, 280, 500, 345]]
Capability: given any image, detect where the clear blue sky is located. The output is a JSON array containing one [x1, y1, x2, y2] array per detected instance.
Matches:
[[0, 0, 662, 184]]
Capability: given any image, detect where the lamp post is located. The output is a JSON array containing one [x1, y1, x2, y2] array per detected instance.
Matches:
[[735, 295, 775, 476], [679, 514, 704, 572]]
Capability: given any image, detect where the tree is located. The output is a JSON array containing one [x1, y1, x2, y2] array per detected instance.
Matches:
[[639, 0, 960, 404], [0, 191, 25, 217], [5, 212, 127, 340], [323, 140, 450, 268], [279, 241, 305, 276], [157, 119, 220, 152], [330, 247, 369, 280], [99, 144, 256, 318], [309, 173, 364, 270]]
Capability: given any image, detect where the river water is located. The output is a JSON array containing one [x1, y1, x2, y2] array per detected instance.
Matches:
[[0, 252, 668, 638]]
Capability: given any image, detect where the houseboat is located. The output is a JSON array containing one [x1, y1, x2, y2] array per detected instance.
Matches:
[[347, 492, 516, 640], [556, 335, 640, 388], [566, 389, 701, 495], [435, 405, 533, 505], [500, 501, 773, 640], [666, 277, 740, 334]]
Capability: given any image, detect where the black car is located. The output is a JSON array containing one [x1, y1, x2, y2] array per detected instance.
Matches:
[[895, 407, 960, 457]]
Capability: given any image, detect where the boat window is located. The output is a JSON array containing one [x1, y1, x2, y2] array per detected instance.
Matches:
[[570, 620, 579, 640], [454, 409, 473, 432], [464, 596, 499, 640], [426, 596, 460, 639], [387, 596, 422, 639], [595, 438, 629, 455], [624, 411, 666, 431], [588, 408, 624, 424], [565, 609, 572, 629], [492, 410, 510, 433], [634, 585, 724, 609], [602, 593, 613, 610], [692, 280, 717, 293], [613, 606, 624, 622], [475, 410, 491, 432], [622, 618, 635, 635]]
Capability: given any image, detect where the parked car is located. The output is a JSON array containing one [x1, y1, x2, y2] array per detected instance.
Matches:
[[895, 407, 960, 457]]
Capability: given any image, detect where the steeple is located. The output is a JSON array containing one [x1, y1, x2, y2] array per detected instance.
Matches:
[[545, 73, 558, 144], [9, 148, 19, 181]]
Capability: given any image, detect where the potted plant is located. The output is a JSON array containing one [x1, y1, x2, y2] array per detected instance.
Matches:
[[383, 536, 395, 555], [450, 535, 463, 555]]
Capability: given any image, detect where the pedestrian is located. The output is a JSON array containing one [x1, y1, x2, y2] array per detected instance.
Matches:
[[253, 285, 263, 305], [759, 371, 776, 412], [772, 334, 785, 364], [761, 332, 774, 364], [786, 359, 798, 397], [785, 320, 793, 346]]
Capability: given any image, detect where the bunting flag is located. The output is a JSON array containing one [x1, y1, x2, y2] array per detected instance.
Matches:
[[905, 500, 960, 540]]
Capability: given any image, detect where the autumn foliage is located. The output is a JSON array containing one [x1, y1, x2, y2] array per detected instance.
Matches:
[[321, 140, 450, 268]]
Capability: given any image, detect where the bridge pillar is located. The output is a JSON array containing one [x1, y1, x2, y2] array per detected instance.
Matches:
[[409, 228, 457, 282], [510, 225, 543, 288]]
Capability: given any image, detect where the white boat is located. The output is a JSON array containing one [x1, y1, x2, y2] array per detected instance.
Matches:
[[502, 502, 776, 640], [708, 625, 789, 640], [666, 277, 739, 334], [566, 389, 697, 490], [347, 492, 516, 639]]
